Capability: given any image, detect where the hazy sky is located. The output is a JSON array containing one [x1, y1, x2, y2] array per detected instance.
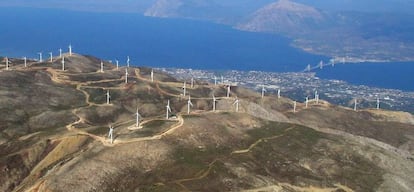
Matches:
[[0, 0, 413, 14]]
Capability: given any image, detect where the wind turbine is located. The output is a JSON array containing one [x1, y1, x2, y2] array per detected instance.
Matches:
[[49, 52, 53, 62], [233, 97, 240, 112], [261, 85, 267, 98], [127, 56, 130, 68], [319, 60, 324, 69], [214, 76, 217, 85], [305, 97, 309, 108], [166, 100, 172, 119], [125, 68, 129, 84], [59, 48, 62, 58], [108, 125, 114, 144], [182, 81, 187, 97], [212, 94, 218, 112], [38, 52, 43, 62], [376, 97, 380, 110], [221, 76, 224, 84], [226, 84, 231, 98], [354, 98, 357, 111], [135, 107, 141, 127], [23, 56, 27, 67], [115, 60, 119, 70], [106, 90, 111, 105], [293, 101, 297, 113], [61, 57, 65, 71], [314, 90, 319, 104], [191, 77, 194, 88], [187, 95, 193, 114], [100, 61, 104, 72], [277, 89, 281, 99], [5, 57, 9, 70], [151, 69, 154, 82], [69, 44, 72, 56]]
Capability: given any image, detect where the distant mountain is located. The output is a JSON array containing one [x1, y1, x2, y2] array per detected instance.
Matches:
[[237, 0, 327, 35]]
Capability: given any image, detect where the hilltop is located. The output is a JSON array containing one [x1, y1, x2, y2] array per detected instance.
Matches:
[[1, 53, 414, 191]]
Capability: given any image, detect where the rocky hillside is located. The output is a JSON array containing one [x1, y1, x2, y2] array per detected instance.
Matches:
[[1, 53, 414, 191]]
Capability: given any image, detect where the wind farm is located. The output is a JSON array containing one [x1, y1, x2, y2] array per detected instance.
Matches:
[[1, 48, 414, 192]]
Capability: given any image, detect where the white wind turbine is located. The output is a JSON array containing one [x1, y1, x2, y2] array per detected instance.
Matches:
[[151, 69, 154, 82], [69, 44, 72, 56], [305, 96, 309, 108], [187, 95, 193, 114], [106, 90, 111, 105], [261, 85, 267, 98], [212, 94, 217, 112], [100, 61, 104, 72], [59, 48, 62, 58], [226, 84, 231, 98], [306, 64, 311, 72], [135, 107, 141, 127], [115, 60, 119, 70], [221, 76, 224, 84], [49, 52, 53, 62], [376, 97, 380, 110], [233, 97, 240, 112], [214, 76, 217, 85], [191, 77, 194, 88], [354, 98, 357, 111], [61, 57, 65, 71], [166, 100, 172, 119], [182, 81, 187, 97], [125, 68, 129, 84], [277, 88, 281, 99], [23, 56, 27, 67], [127, 56, 130, 68], [38, 52, 43, 62], [108, 125, 114, 144], [319, 60, 324, 69], [314, 90, 319, 104], [5, 57, 9, 70], [293, 101, 297, 113]]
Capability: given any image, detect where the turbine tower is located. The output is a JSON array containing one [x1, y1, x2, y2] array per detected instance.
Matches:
[[125, 68, 129, 84], [166, 100, 172, 119], [277, 89, 281, 99], [354, 99, 357, 111], [293, 101, 297, 113], [187, 95, 193, 114], [69, 44, 72, 56], [23, 56, 27, 67], [49, 52, 53, 62], [233, 98, 240, 112], [182, 81, 187, 97], [5, 57, 9, 70], [214, 76, 217, 85], [59, 48, 62, 58], [106, 90, 111, 105], [319, 60, 324, 69], [115, 60, 119, 70], [135, 107, 141, 127], [376, 98, 380, 110], [100, 61, 104, 73], [38, 52, 43, 62], [226, 85, 231, 98], [127, 56, 130, 68], [61, 57, 65, 71], [212, 94, 217, 112], [315, 90, 319, 104], [151, 69, 154, 82], [261, 85, 267, 99], [221, 76, 224, 84], [306, 64, 311, 72], [305, 97, 309, 108], [191, 77, 194, 88], [108, 125, 114, 144]]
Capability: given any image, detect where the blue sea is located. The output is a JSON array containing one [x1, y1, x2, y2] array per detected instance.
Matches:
[[0, 7, 413, 91]]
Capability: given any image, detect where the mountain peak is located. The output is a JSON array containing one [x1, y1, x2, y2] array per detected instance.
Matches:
[[237, 0, 325, 34]]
